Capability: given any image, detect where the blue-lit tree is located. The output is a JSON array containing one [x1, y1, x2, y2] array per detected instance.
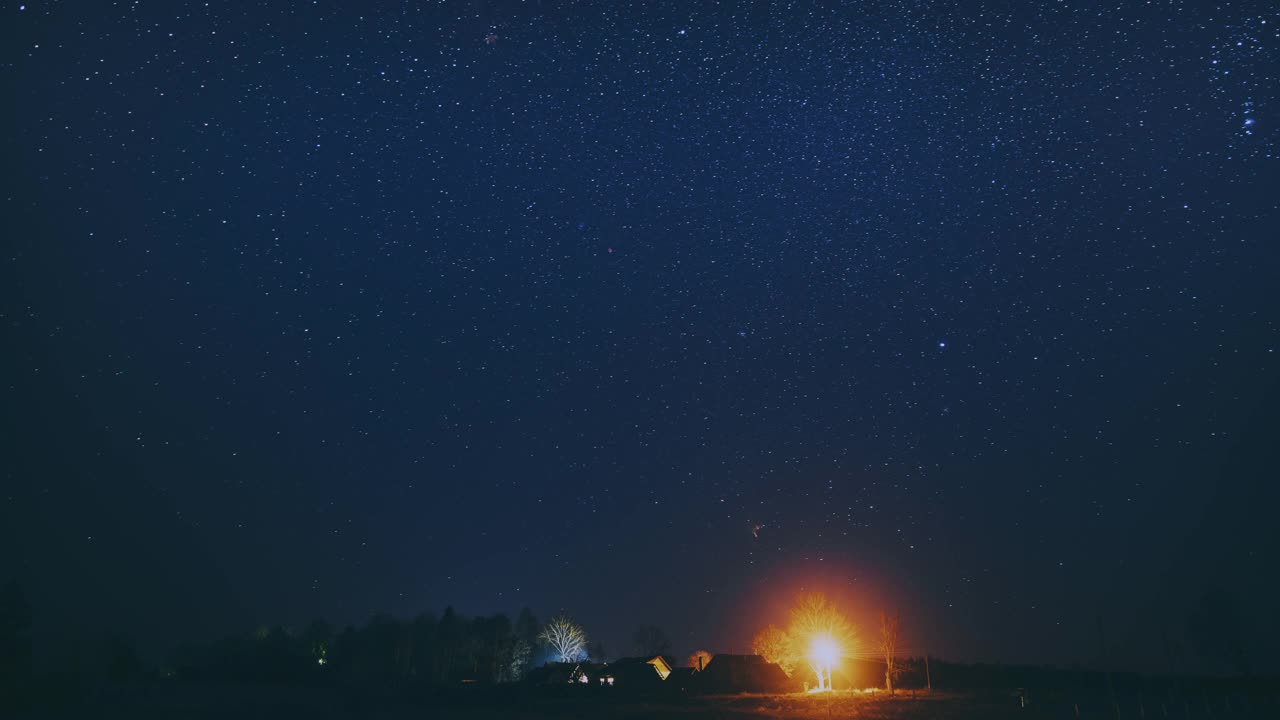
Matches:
[[538, 614, 587, 663]]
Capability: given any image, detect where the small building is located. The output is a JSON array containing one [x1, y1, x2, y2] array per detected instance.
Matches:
[[667, 666, 699, 692], [696, 654, 797, 694], [599, 655, 672, 689]]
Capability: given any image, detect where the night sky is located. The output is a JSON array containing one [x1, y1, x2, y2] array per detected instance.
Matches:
[[3, 1, 1278, 674]]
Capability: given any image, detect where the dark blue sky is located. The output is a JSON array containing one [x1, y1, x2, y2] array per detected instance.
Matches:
[[3, 1, 1278, 673]]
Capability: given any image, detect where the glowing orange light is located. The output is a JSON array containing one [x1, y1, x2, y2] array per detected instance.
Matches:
[[807, 634, 841, 692], [810, 635, 839, 667]]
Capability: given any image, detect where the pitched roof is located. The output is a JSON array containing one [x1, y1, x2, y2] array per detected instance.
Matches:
[[603, 656, 669, 684], [698, 654, 797, 693]]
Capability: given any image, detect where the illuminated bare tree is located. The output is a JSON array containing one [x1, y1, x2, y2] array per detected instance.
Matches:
[[752, 624, 793, 676], [538, 614, 587, 663], [880, 610, 900, 694], [787, 592, 857, 691], [687, 649, 714, 672]]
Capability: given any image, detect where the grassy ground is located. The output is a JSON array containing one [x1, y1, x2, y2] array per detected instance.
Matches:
[[431, 689, 1274, 720], [13, 685, 1275, 719], [521, 691, 1027, 719]]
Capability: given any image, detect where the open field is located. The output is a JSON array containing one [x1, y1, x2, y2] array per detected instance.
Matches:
[[13, 685, 1278, 720]]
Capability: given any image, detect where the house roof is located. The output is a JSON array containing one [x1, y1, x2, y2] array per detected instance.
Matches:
[[698, 654, 797, 693], [705, 654, 770, 667], [603, 656, 669, 683], [610, 655, 669, 670]]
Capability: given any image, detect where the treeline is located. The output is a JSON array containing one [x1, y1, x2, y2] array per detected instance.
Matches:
[[168, 607, 545, 687], [0, 581, 33, 695]]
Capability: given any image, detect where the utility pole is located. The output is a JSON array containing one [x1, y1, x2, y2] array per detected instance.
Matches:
[[925, 652, 932, 691]]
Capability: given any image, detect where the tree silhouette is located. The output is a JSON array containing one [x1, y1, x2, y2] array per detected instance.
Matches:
[[632, 624, 671, 656], [880, 610, 901, 693], [586, 639, 607, 662], [468, 614, 512, 680], [103, 632, 143, 682], [0, 581, 33, 692], [149, 604, 570, 689], [435, 607, 463, 681], [302, 619, 334, 667], [509, 608, 539, 678], [1186, 589, 1250, 674], [786, 592, 857, 691], [752, 624, 793, 676]]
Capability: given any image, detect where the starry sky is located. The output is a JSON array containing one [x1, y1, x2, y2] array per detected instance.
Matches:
[[2, 1, 1278, 673]]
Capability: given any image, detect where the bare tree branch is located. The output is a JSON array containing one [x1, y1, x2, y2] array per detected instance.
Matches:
[[538, 614, 587, 663], [880, 610, 901, 694]]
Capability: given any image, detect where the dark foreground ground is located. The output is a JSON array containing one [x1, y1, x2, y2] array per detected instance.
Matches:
[[10, 684, 1279, 720]]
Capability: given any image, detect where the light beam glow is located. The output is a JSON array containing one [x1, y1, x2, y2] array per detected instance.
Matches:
[[807, 634, 841, 692]]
